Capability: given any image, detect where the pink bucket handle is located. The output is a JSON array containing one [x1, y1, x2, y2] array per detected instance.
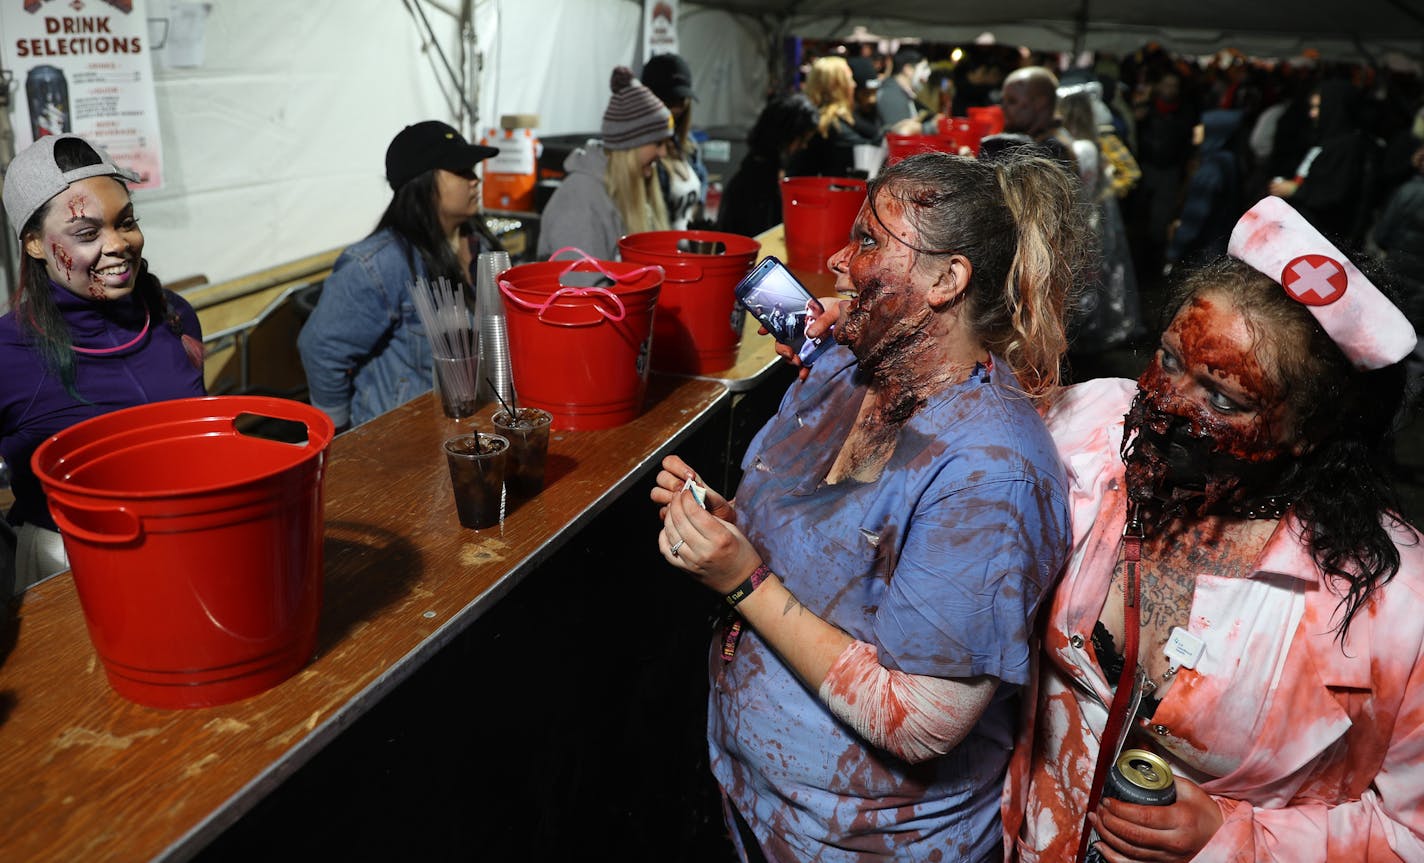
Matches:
[[499, 280, 628, 322], [48, 494, 143, 545], [548, 246, 664, 285], [498, 246, 663, 323]]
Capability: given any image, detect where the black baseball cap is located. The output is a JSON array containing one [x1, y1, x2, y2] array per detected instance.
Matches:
[[893, 47, 925, 70], [385, 121, 499, 190], [848, 57, 880, 91], [641, 53, 696, 103]]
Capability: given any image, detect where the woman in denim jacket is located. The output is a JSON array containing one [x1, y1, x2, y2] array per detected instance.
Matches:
[[298, 121, 498, 430]]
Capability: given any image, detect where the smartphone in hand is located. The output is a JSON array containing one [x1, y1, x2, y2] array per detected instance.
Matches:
[[733, 255, 834, 368]]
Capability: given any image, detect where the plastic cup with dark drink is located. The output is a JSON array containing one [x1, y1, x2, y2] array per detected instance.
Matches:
[[444, 433, 508, 529], [492, 407, 552, 503]]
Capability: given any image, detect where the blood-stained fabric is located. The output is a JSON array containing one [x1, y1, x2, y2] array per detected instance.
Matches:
[[1003, 378, 1424, 862], [713, 343, 1070, 862]]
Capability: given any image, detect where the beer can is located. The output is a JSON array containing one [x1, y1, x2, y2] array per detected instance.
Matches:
[[1084, 749, 1175, 863], [25, 65, 71, 141], [1106, 749, 1176, 806]]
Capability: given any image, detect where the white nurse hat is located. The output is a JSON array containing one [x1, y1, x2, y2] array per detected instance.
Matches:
[[1228, 195, 1418, 370]]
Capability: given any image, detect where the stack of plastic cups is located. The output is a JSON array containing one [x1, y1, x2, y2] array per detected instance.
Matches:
[[476, 251, 515, 407]]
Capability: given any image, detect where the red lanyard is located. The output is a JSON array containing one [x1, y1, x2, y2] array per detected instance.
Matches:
[[1074, 508, 1145, 863]]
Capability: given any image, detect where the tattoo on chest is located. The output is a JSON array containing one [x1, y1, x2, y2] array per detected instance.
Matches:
[[1130, 527, 1258, 632]]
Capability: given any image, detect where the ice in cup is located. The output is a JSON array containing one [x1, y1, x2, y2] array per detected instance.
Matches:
[[491, 407, 553, 503], [444, 432, 508, 529]]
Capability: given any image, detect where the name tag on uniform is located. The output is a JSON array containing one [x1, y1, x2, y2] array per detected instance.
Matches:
[[1164, 626, 1205, 671]]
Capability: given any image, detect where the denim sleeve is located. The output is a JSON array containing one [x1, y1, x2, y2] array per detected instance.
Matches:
[[297, 252, 395, 428]]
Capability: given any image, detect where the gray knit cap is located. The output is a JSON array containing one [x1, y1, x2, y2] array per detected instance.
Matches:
[[3, 133, 140, 240], [601, 66, 673, 150]]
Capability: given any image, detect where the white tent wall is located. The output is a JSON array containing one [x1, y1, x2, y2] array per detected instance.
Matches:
[[475, 0, 641, 139], [133, 0, 459, 290], [474, 2, 768, 139], [126, 0, 762, 293]]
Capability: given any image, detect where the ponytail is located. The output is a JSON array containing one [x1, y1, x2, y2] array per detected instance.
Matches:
[[867, 152, 1092, 398], [992, 156, 1092, 397]]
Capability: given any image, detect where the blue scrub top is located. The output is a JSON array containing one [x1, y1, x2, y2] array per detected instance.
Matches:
[[710, 343, 1070, 861]]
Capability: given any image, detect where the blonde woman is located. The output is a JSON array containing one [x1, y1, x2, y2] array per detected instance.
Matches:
[[538, 67, 673, 260], [649, 152, 1091, 862], [789, 55, 875, 178]]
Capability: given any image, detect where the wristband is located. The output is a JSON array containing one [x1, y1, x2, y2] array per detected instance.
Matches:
[[723, 564, 772, 608]]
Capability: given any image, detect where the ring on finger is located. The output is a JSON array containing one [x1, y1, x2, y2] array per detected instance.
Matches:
[[670, 539, 685, 557]]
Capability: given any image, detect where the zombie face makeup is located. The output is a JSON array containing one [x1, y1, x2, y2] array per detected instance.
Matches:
[[826, 190, 941, 372], [24, 176, 142, 302], [1123, 291, 1303, 520]]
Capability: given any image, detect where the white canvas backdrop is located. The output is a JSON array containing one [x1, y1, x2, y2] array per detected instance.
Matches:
[[128, 0, 460, 290], [84, 0, 763, 294]]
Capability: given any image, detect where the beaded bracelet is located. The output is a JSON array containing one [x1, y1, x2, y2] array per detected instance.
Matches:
[[723, 563, 772, 608]]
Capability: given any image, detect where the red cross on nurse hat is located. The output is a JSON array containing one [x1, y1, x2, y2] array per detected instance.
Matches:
[[1228, 195, 1418, 370]]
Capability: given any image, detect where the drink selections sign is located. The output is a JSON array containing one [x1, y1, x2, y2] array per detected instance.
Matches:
[[2, 0, 163, 189], [643, 0, 678, 60]]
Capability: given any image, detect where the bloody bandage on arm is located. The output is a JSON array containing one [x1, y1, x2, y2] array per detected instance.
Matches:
[[817, 640, 996, 764]]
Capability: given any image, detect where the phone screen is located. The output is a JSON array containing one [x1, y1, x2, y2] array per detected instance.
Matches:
[[734, 256, 834, 368]]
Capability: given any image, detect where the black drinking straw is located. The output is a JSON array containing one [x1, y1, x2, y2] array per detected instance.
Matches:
[[488, 378, 522, 426]]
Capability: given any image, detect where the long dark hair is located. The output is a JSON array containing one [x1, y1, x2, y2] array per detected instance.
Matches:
[[866, 152, 1092, 396], [374, 171, 468, 287], [11, 137, 180, 396], [1167, 256, 1411, 638], [746, 94, 819, 162]]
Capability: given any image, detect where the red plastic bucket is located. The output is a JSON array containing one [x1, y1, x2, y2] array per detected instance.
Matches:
[[31, 396, 333, 709], [499, 257, 663, 430], [617, 230, 760, 374], [885, 132, 960, 166], [780, 177, 866, 275], [968, 105, 1005, 136], [935, 116, 989, 156]]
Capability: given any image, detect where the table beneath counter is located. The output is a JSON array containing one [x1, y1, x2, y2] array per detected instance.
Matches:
[[0, 374, 728, 863]]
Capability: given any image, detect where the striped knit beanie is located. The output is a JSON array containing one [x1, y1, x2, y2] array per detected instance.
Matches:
[[601, 66, 673, 150]]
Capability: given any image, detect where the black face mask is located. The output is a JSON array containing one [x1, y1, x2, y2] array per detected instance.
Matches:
[[1123, 394, 1298, 523]]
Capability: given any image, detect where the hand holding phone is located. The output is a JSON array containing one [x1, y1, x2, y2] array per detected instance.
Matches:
[[734, 255, 834, 368]]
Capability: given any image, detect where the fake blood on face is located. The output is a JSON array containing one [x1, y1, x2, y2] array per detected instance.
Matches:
[[1124, 293, 1299, 518], [36, 178, 144, 302], [828, 193, 938, 375], [50, 242, 76, 283], [1140, 294, 1294, 460]]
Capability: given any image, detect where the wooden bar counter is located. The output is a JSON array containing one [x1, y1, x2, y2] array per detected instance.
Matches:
[[0, 375, 728, 863]]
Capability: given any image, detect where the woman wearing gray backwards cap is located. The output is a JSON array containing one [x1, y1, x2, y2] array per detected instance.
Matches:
[[0, 133, 205, 594], [537, 67, 674, 260], [642, 52, 709, 231], [298, 120, 498, 431]]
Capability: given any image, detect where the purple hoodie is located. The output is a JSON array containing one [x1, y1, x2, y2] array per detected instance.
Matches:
[[0, 281, 204, 530]]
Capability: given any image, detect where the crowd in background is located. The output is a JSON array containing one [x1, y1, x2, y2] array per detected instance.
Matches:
[[717, 41, 1424, 377]]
